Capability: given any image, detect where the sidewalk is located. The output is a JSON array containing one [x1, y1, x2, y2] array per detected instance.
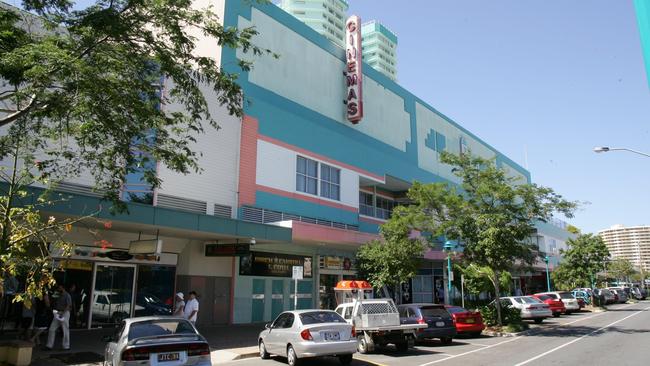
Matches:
[[1, 323, 264, 365]]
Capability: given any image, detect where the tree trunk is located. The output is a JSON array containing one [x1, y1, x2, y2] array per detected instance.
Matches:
[[494, 269, 503, 326]]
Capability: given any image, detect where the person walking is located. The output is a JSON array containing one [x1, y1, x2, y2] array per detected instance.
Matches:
[[31, 293, 52, 346], [173, 292, 185, 317], [183, 291, 199, 324], [46, 284, 71, 350]]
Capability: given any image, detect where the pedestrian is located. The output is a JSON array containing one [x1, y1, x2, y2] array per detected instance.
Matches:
[[45, 284, 71, 350], [20, 297, 35, 340], [68, 284, 82, 328], [183, 291, 199, 324], [173, 292, 185, 317], [31, 293, 52, 346]]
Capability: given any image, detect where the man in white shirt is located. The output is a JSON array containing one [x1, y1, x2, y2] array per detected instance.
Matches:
[[183, 291, 199, 324]]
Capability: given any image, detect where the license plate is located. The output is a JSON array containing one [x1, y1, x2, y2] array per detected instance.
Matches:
[[157, 352, 180, 362], [435, 321, 445, 327], [323, 331, 340, 341], [465, 318, 475, 323]]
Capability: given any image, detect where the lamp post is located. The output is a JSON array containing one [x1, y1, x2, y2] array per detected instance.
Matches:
[[593, 146, 650, 158], [543, 255, 551, 292], [443, 240, 457, 305]]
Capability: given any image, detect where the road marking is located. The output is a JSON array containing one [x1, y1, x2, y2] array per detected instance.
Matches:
[[355, 357, 389, 366], [465, 342, 491, 347], [513, 304, 650, 366], [416, 336, 522, 366]]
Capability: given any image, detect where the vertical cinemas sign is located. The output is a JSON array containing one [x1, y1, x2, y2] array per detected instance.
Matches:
[[344, 15, 363, 124]]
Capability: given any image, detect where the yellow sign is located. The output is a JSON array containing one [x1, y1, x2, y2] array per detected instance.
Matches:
[[59, 260, 93, 271]]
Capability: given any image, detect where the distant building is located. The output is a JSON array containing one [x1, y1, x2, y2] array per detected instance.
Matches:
[[361, 20, 398, 81], [278, 0, 348, 48], [599, 224, 650, 271]]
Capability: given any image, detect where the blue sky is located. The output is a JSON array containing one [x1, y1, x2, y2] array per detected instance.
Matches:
[[346, 0, 650, 234]]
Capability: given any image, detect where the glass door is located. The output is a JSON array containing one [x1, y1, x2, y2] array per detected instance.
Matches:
[[90, 264, 136, 328]]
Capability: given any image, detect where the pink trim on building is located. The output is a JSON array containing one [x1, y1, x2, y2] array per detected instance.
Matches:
[[257, 134, 385, 182], [423, 249, 448, 260], [238, 115, 259, 207], [256, 184, 358, 213], [292, 221, 379, 245], [359, 215, 386, 225]]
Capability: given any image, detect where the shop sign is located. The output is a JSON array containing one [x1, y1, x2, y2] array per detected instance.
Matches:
[[129, 239, 162, 255], [344, 15, 363, 124], [51, 245, 178, 266], [320, 256, 353, 271], [204, 243, 250, 257], [240, 252, 313, 278], [59, 259, 93, 271]]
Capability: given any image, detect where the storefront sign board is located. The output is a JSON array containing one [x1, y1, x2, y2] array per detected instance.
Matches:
[[344, 15, 363, 124], [240, 252, 313, 278]]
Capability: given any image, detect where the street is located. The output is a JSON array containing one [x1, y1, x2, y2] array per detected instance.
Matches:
[[220, 301, 650, 366]]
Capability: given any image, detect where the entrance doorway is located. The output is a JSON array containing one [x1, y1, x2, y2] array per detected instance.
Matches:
[[90, 264, 136, 327]]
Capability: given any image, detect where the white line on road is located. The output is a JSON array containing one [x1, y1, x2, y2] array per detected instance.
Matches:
[[513, 304, 650, 366], [416, 336, 522, 366]]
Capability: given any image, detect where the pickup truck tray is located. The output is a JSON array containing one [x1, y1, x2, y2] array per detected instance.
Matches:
[[356, 323, 428, 332]]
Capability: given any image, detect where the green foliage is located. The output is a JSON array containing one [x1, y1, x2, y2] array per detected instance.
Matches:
[[0, 0, 275, 206], [551, 234, 610, 290], [381, 151, 576, 325], [479, 304, 522, 327], [356, 212, 425, 288], [456, 263, 512, 296], [566, 224, 581, 235], [608, 258, 635, 282]]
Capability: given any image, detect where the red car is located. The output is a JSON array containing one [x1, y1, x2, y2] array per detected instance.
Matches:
[[532, 294, 565, 317], [444, 305, 486, 336]]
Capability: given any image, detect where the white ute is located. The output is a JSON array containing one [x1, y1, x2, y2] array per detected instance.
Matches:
[[333, 280, 426, 354]]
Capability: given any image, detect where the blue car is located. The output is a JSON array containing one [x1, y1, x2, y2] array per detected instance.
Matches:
[[571, 290, 591, 306]]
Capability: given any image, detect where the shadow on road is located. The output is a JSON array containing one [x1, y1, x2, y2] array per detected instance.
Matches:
[[526, 325, 648, 338], [265, 355, 390, 365]]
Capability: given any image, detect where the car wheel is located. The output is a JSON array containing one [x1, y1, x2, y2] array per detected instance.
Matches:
[[534, 318, 543, 324], [357, 336, 370, 354], [259, 340, 270, 360], [553, 313, 560, 318], [470, 331, 482, 337], [440, 337, 453, 345], [396, 342, 408, 352], [338, 354, 353, 365], [287, 345, 300, 366]]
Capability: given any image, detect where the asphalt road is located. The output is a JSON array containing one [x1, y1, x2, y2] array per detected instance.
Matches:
[[220, 301, 650, 366]]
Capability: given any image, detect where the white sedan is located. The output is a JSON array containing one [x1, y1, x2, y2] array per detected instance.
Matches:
[[500, 296, 553, 323], [258, 310, 357, 366]]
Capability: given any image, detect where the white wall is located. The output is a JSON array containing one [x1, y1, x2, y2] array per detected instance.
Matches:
[[176, 239, 232, 277], [256, 140, 360, 209], [157, 79, 241, 214]]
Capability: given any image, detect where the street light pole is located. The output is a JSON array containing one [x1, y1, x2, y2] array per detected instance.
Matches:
[[443, 240, 456, 305], [544, 256, 551, 292], [593, 146, 650, 158]]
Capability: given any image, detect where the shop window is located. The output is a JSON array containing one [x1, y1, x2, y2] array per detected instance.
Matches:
[[320, 163, 340, 201], [135, 265, 175, 317], [296, 156, 318, 195]]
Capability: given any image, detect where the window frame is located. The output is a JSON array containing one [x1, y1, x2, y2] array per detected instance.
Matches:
[[296, 156, 319, 196], [319, 163, 341, 201]]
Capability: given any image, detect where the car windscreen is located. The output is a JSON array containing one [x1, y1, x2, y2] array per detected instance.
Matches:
[[536, 295, 551, 301], [520, 297, 542, 304], [299, 311, 346, 325], [445, 306, 467, 314], [128, 320, 197, 341], [420, 306, 450, 318], [559, 292, 575, 299]]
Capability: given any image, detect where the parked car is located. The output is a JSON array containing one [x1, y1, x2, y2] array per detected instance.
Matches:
[[531, 294, 565, 317], [536, 292, 580, 314], [444, 305, 486, 337], [259, 310, 357, 366], [134, 292, 173, 317], [571, 290, 591, 307], [607, 288, 628, 303], [594, 288, 616, 305], [397, 304, 456, 344], [103, 317, 210, 366], [92, 291, 144, 324], [630, 287, 647, 300], [499, 296, 552, 323]]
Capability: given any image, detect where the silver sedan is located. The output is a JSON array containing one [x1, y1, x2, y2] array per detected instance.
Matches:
[[258, 310, 357, 366], [103, 316, 211, 366]]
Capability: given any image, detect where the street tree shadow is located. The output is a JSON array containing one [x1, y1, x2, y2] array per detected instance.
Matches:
[[525, 325, 649, 338]]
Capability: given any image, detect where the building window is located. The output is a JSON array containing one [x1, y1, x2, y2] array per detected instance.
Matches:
[[122, 151, 156, 204], [296, 156, 318, 195], [320, 164, 340, 200], [375, 196, 395, 219], [359, 192, 374, 216]]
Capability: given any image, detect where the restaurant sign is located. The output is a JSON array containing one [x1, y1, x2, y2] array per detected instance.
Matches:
[[344, 15, 363, 124], [240, 252, 313, 278]]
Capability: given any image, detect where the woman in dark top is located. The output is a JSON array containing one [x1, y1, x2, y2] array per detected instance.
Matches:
[[30, 293, 52, 346]]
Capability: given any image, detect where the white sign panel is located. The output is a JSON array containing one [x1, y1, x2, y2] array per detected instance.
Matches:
[[344, 15, 363, 124], [292, 265, 304, 280], [128, 239, 162, 255]]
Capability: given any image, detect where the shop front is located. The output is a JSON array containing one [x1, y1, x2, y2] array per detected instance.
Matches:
[[53, 245, 178, 329], [317, 255, 356, 310], [233, 249, 315, 324]]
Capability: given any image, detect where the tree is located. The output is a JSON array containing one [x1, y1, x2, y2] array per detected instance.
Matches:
[[356, 211, 425, 289], [456, 263, 512, 297], [382, 152, 576, 325], [566, 224, 581, 235], [608, 258, 635, 283], [550, 234, 609, 292], [0, 0, 273, 299]]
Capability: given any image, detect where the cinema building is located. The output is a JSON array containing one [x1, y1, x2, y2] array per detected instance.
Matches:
[[13, 0, 570, 327]]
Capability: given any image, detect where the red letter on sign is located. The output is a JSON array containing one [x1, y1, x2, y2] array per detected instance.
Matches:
[[347, 102, 358, 116], [347, 88, 357, 101], [347, 74, 357, 86]]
